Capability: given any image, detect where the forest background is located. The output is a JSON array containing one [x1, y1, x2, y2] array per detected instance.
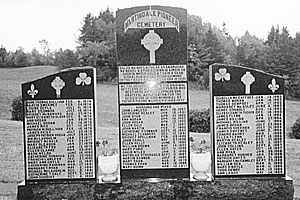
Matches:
[[1, 9, 300, 99]]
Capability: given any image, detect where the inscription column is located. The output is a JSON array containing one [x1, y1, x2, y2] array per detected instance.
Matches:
[[66, 100, 76, 178]]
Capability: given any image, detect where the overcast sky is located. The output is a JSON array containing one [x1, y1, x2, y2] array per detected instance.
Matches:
[[0, 0, 299, 52]]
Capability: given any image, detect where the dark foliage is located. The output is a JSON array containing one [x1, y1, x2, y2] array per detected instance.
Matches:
[[77, 9, 117, 81], [11, 96, 23, 121], [189, 109, 210, 133], [291, 118, 300, 139], [54, 49, 80, 69]]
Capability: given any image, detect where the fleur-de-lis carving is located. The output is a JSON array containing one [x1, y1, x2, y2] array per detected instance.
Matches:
[[268, 78, 279, 93], [76, 72, 91, 86], [27, 84, 38, 98], [215, 68, 230, 81]]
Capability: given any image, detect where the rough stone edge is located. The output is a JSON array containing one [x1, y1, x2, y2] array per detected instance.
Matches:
[[18, 177, 294, 200]]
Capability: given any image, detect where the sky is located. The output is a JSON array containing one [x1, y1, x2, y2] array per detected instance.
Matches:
[[0, 0, 299, 52]]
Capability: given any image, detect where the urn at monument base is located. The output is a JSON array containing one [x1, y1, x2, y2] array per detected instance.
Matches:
[[98, 154, 119, 182], [191, 152, 211, 180]]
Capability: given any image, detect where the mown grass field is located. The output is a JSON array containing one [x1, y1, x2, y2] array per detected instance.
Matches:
[[0, 66, 300, 199]]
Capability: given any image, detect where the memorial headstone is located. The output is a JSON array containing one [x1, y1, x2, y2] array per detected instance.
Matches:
[[210, 64, 285, 178], [22, 67, 97, 184], [116, 6, 189, 179]]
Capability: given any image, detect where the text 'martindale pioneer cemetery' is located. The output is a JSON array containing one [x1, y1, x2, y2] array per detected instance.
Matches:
[[116, 6, 189, 179]]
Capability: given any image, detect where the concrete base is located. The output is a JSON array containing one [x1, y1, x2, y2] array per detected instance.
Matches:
[[18, 177, 294, 200]]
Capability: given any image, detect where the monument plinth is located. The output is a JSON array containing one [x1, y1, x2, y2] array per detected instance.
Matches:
[[18, 177, 294, 199]]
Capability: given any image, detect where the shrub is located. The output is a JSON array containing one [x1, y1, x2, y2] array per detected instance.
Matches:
[[288, 71, 300, 99], [11, 96, 23, 121], [189, 109, 210, 133], [291, 118, 300, 139]]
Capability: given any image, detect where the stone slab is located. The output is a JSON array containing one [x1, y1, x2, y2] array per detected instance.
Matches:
[[21, 67, 97, 183], [210, 64, 285, 178], [116, 6, 189, 180], [18, 177, 294, 200]]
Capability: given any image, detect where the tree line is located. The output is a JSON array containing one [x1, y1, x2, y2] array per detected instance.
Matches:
[[1, 8, 300, 98], [0, 39, 78, 69]]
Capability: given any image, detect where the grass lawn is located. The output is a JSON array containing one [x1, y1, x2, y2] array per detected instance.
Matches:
[[0, 66, 300, 199]]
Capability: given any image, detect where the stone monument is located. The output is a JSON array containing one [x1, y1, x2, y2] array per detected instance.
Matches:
[[210, 64, 285, 178], [22, 67, 97, 183], [116, 5, 189, 179], [17, 7, 294, 200]]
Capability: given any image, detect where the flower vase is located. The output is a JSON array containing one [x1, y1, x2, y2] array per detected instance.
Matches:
[[98, 154, 118, 182], [191, 152, 211, 180]]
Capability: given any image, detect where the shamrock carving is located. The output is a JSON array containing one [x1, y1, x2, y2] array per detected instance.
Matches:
[[76, 72, 91, 86], [215, 68, 230, 81]]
